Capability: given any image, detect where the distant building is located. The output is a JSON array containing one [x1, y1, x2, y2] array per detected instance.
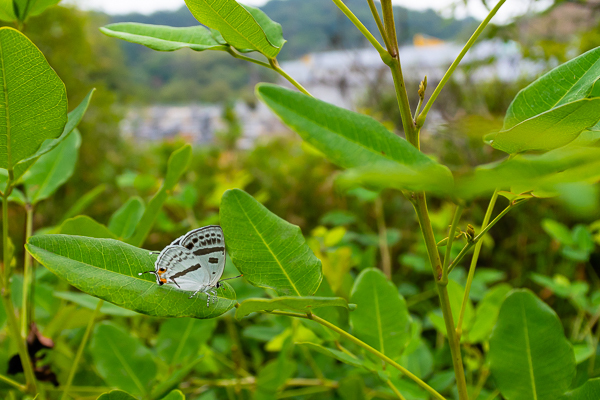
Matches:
[[121, 39, 543, 145]]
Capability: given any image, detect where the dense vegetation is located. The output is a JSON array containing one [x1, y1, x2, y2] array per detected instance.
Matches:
[[0, 1, 599, 400]]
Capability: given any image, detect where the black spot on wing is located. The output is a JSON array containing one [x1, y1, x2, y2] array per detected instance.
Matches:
[[209, 257, 219, 264]]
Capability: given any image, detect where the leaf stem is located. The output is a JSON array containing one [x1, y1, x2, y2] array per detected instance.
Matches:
[[448, 197, 527, 274], [21, 202, 33, 338], [0, 372, 26, 391], [268, 58, 313, 97], [386, 379, 407, 400], [375, 197, 392, 278], [367, 0, 393, 52], [412, 193, 468, 400], [416, 0, 506, 128], [1, 192, 37, 393], [60, 299, 103, 400], [226, 47, 272, 69], [331, 0, 391, 63], [456, 190, 498, 337], [441, 204, 464, 284]]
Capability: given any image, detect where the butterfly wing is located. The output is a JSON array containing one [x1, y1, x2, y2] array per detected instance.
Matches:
[[156, 245, 211, 292], [178, 225, 226, 286]]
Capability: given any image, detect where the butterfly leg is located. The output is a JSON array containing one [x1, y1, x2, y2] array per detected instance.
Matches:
[[206, 292, 211, 307], [188, 287, 202, 299], [211, 289, 218, 305]]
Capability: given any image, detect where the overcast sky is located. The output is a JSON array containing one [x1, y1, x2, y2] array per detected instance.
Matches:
[[64, 0, 553, 23]]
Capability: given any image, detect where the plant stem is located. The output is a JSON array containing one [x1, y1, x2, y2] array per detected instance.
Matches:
[[366, 0, 392, 52], [380, 1, 418, 147], [226, 48, 271, 69], [268, 58, 313, 97], [1, 193, 37, 393], [442, 204, 464, 284], [413, 194, 469, 400], [331, 0, 390, 62], [386, 379, 407, 400], [61, 299, 103, 400], [375, 197, 392, 278], [416, 0, 506, 128], [0, 372, 26, 392], [456, 190, 498, 337], [449, 198, 527, 274], [21, 203, 33, 338]]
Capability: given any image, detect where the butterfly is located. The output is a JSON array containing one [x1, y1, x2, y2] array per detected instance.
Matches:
[[139, 225, 241, 307]]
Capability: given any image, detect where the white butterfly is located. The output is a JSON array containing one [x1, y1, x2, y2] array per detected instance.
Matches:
[[139, 225, 241, 307]]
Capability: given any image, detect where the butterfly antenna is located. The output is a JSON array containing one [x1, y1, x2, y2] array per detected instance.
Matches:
[[220, 274, 243, 282], [149, 251, 161, 255], [138, 270, 157, 276]]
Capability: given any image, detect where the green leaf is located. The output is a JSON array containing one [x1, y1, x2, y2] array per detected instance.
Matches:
[[298, 342, 365, 369], [542, 219, 574, 245], [255, 338, 296, 399], [97, 390, 138, 400], [489, 98, 600, 154], [162, 390, 186, 400], [108, 197, 145, 240], [22, 129, 81, 204], [558, 378, 600, 399], [156, 318, 217, 366], [256, 84, 453, 193], [236, 296, 353, 319], [505, 47, 600, 130], [0, 1, 16, 22], [100, 23, 228, 52], [455, 146, 600, 199], [127, 144, 192, 246], [54, 291, 139, 317], [90, 322, 156, 397], [60, 183, 106, 223], [26, 234, 236, 318], [466, 283, 511, 343], [349, 268, 410, 358], [14, 0, 60, 20], [240, 4, 285, 49], [58, 216, 118, 239], [338, 375, 368, 400], [427, 280, 473, 339], [0, 27, 67, 171], [184, 0, 281, 58], [489, 289, 576, 400], [220, 188, 322, 296], [14, 89, 95, 182]]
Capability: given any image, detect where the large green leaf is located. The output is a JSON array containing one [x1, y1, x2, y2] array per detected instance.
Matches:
[[505, 47, 600, 130], [22, 129, 81, 204], [0, 27, 67, 170], [54, 291, 139, 317], [220, 188, 322, 296], [13, 89, 94, 182], [184, 0, 281, 58], [489, 289, 576, 400], [466, 283, 511, 343], [97, 390, 137, 400], [349, 268, 410, 358], [26, 234, 236, 318], [58, 216, 118, 239], [127, 144, 192, 246], [236, 296, 352, 319], [156, 318, 217, 366], [100, 23, 227, 52], [455, 146, 600, 199], [108, 197, 145, 240], [489, 98, 600, 154], [558, 378, 600, 399], [256, 84, 453, 193], [90, 322, 156, 397]]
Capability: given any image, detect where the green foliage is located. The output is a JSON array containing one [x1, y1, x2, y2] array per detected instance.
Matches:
[[26, 235, 236, 318], [184, 0, 283, 58], [349, 268, 410, 358], [559, 378, 600, 400], [97, 390, 138, 400], [236, 296, 352, 319], [108, 196, 145, 240], [0, 27, 67, 172], [489, 290, 576, 400], [220, 188, 323, 296]]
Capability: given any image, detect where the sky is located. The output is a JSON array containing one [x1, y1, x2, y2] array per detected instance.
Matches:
[[65, 0, 553, 23]]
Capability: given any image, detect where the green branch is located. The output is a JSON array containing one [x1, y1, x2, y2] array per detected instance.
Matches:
[[448, 197, 527, 274], [268, 58, 313, 97], [442, 204, 464, 284], [367, 0, 393, 52], [331, 0, 391, 63], [21, 203, 33, 337], [0, 372, 26, 392], [416, 0, 507, 128], [456, 190, 498, 337]]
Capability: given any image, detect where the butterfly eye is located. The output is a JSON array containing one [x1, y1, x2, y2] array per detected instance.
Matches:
[[159, 268, 166, 272]]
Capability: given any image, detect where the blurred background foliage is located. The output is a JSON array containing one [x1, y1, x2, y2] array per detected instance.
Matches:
[[1, 0, 600, 398]]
